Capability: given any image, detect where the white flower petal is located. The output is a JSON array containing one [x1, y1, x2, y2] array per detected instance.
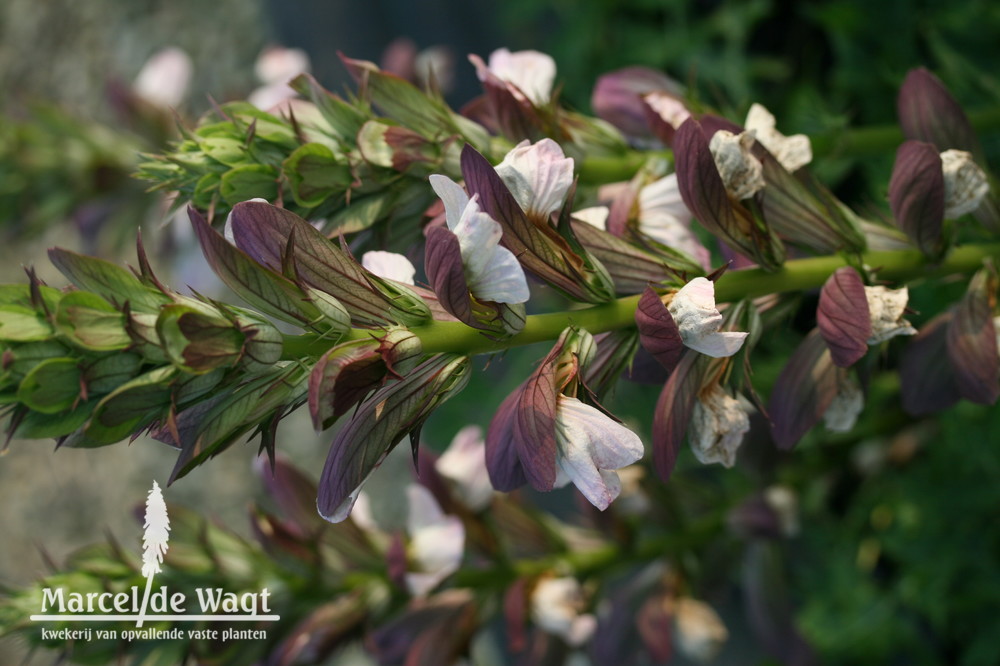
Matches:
[[429, 174, 471, 231], [864, 286, 916, 344], [643, 91, 691, 129], [824, 375, 864, 432], [744, 103, 812, 172], [940, 149, 989, 219], [405, 485, 465, 597], [495, 139, 575, 219], [531, 578, 596, 647], [638, 173, 689, 220], [689, 385, 749, 468], [133, 47, 192, 109], [486, 48, 556, 106], [573, 206, 610, 230], [708, 130, 766, 200], [673, 598, 728, 663], [668, 278, 748, 358], [553, 396, 644, 510], [255, 46, 310, 85], [430, 174, 530, 304], [361, 250, 416, 285], [436, 426, 494, 512]]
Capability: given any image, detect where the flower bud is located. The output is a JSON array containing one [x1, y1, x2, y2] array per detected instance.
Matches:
[[708, 130, 766, 200], [941, 149, 989, 219], [888, 141, 945, 256], [591, 66, 684, 140]]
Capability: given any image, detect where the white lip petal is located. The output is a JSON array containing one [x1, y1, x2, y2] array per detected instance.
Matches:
[[553, 396, 644, 510], [486, 48, 556, 106], [744, 103, 812, 172], [573, 206, 610, 230], [430, 176, 530, 304], [668, 278, 748, 358], [436, 425, 494, 512], [429, 174, 471, 231], [361, 250, 417, 285], [405, 484, 465, 597], [495, 139, 575, 219]]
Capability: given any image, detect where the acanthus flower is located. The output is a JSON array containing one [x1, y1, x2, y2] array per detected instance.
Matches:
[[688, 384, 751, 467], [403, 484, 466, 597], [494, 138, 575, 221], [471, 48, 556, 106], [428, 175, 530, 304], [530, 577, 597, 647], [435, 425, 494, 512], [667, 278, 749, 358], [361, 251, 417, 286], [486, 328, 644, 511]]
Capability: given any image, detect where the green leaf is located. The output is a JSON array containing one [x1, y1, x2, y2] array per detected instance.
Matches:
[[282, 143, 353, 208], [82, 353, 144, 394], [48, 248, 167, 312], [156, 304, 244, 374], [17, 357, 81, 413], [77, 367, 177, 446], [200, 137, 248, 167], [54, 291, 131, 351], [188, 207, 324, 326], [15, 401, 95, 439], [0, 305, 54, 341], [219, 164, 279, 207], [168, 364, 309, 482]]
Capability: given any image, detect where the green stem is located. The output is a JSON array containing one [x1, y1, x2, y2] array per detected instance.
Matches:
[[578, 105, 1000, 181], [282, 242, 1000, 360]]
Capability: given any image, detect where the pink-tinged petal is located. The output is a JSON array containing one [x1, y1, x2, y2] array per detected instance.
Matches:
[[652, 352, 706, 481], [405, 485, 465, 597], [428, 174, 470, 232], [495, 139, 575, 219], [362, 250, 416, 285], [888, 141, 944, 256], [947, 269, 1000, 405], [768, 329, 843, 450], [636, 287, 684, 375], [817, 267, 871, 367], [436, 425, 493, 512], [899, 310, 961, 416], [898, 67, 982, 156], [485, 388, 529, 491], [668, 277, 748, 358], [514, 355, 560, 492], [133, 46, 192, 108], [591, 66, 684, 138], [485, 48, 556, 106]]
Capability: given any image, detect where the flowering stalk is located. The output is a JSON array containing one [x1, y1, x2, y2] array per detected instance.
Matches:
[[281, 242, 1000, 359]]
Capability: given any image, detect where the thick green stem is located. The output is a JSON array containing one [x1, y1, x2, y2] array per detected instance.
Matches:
[[282, 242, 1000, 360]]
